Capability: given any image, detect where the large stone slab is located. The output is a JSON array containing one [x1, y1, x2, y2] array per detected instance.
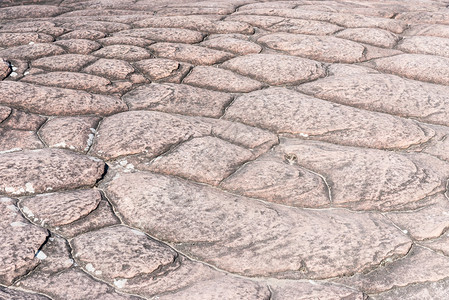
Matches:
[[148, 136, 253, 185], [0, 129, 43, 153], [0, 286, 50, 299], [183, 66, 264, 92], [149, 42, 233, 65], [122, 83, 232, 117], [32, 54, 97, 72], [90, 111, 207, 160], [0, 197, 48, 285], [92, 45, 152, 61], [385, 194, 449, 240], [336, 28, 399, 48], [372, 278, 449, 300], [221, 54, 325, 85], [223, 87, 431, 150], [0, 149, 104, 196], [397, 36, 449, 58], [0, 32, 54, 47], [269, 280, 364, 300], [39, 116, 100, 152], [275, 139, 445, 211], [221, 154, 330, 208], [0, 81, 127, 116], [258, 33, 365, 63], [366, 54, 449, 85], [21, 71, 131, 94], [337, 245, 449, 294], [0, 43, 64, 60], [134, 15, 254, 34], [114, 27, 204, 43], [19, 189, 101, 229], [103, 171, 411, 279], [201, 36, 262, 55], [70, 225, 269, 299], [298, 73, 449, 126], [17, 268, 142, 300]]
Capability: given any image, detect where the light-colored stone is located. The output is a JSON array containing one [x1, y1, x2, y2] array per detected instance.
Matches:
[[0, 149, 105, 196], [337, 245, 449, 294], [386, 194, 449, 240], [123, 83, 232, 117], [0, 197, 48, 285], [372, 278, 449, 300], [0, 81, 127, 116], [269, 280, 365, 300], [39, 116, 100, 152], [221, 154, 330, 208], [367, 54, 449, 85], [0, 32, 54, 47], [148, 136, 253, 185], [0, 109, 46, 131], [0, 129, 43, 152], [201, 36, 262, 55], [134, 15, 254, 34], [0, 43, 64, 60], [258, 33, 365, 63], [398, 36, 449, 58], [32, 54, 97, 72], [83, 59, 135, 80], [103, 171, 411, 278], [275, 139, 445, 211], [221, 54, 325, 85], [72, 225, 177, 279], [19, 189, 102, 228], [149, 43, 233, 65], [224, 87, 431, 150], [0, 286, 50, 299], [336, 28, 399, 48], [115, 27, 204, 44], [183, 66, 264, 92], [298, 73, 449, 126], [133, 58, 182, 81], [90, 111, 207, 160], [92, 45, 151, 61], [54, 39, 101, 54]]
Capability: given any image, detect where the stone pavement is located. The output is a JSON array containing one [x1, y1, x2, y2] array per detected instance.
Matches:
[[1, 0, 449, 299]]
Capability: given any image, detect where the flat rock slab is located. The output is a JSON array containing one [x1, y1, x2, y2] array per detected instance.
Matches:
[[397, 36, 449, 58], [114, 27, 204, 43], [147, 136, 254, 185], [92, 45, 152, 61], [335, 27, 399, 48], [0, 286, 50, 299], [0, 43, 65, 60], [19, 189, 101, 228], [149, 42, 234, 65], [183, 66, 265, 92], [221, 54, 325, 85], [372, 277, 449, 300], [201, 36, 262, 55], [223, 87, 431, 150], [220, 154, 330, 208], [103, 171, 411, 279], [0, 197, 48, 285], [0, 149, 104, 196], [275, 139, 445, 211], [298, 73, 449, 126], [0, 129, 43, 152], [17, 268, 143, 300], [83, 58, 134, 80], [258, 33, 365, 63], [0, 81, 127, 116], [134, 15, 254, 34], [269, 280, 364, 300], [90, 111, 206, 160], [0, 32, 54, 47], [32, 54, 97, 72], [39, 116, 100, 152], [122, 83, 232, 119], [366, 54, 449, 85], [336, 245, 449, 294]]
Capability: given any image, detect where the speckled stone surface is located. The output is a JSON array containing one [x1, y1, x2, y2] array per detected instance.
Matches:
[[2, 0, 449, 298]]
